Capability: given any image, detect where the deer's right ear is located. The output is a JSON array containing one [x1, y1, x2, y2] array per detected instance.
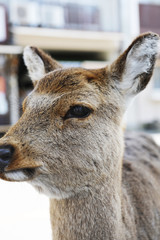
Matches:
[[23, 46, 62, 85]]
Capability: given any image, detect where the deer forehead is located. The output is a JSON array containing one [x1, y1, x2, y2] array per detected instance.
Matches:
[[25, 68, 108, 110], [25, 85, 104, 112], [35, 67, 107, 94]]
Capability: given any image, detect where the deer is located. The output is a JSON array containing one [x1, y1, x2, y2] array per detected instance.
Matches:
[[0, 32, 160, 240]]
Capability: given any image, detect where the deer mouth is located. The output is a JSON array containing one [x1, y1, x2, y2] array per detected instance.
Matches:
[[1, 167, 38, 182]]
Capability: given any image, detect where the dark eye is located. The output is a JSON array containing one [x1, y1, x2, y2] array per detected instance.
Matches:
[[63, 105, 92, 120]]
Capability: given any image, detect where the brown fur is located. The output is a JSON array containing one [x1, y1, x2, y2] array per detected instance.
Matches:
[[0, 33, 160, 239]]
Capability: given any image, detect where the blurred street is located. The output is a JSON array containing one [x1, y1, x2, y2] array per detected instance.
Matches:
[[0, 182, 52, 240]]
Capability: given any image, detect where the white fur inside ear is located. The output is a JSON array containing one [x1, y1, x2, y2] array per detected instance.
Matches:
[[23, 46, 45, 82], [120, 36, 160, 96]]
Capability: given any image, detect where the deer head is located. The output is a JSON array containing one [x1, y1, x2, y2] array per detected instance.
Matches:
[[0, 33, 159, 199]]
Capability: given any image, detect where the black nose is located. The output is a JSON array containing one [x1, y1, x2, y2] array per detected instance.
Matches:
[[0, 145, 14, 173]]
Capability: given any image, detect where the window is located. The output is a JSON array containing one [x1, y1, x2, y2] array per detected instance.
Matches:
[[151, 65, 160, 100], [0, 4, 8, 43]]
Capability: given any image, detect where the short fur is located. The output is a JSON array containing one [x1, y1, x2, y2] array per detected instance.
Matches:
[[0, 32, 160, 240]]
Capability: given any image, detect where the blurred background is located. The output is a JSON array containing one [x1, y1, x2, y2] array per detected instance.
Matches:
[[0, 0, 160, 239]]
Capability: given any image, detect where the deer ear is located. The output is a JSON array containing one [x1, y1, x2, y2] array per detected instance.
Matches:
[[23, 46, 62, 84], [110, 32, 160, 99]]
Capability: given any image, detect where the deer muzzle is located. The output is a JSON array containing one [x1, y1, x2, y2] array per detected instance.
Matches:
[[0, 143, 43, 182]]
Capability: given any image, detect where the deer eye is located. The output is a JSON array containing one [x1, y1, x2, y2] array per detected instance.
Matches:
[[64, 105, 92, 120]]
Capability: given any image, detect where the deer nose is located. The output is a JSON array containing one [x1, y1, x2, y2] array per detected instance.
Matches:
[[0, 145, 14, 173]]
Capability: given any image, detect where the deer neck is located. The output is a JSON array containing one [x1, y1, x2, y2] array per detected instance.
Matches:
[[50, 171, 124, 240]]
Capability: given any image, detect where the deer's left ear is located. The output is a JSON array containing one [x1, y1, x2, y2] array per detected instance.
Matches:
[[23, 46, 62, 85], [110, 32, 160, 98]]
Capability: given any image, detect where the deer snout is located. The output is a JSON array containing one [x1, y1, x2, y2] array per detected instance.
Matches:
[[0, 145, 14, 173], [0, 140, 43, 182]]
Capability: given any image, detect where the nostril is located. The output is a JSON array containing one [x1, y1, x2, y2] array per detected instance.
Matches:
[[0, 149, 12, 160], [0, 145, 14, 173]]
